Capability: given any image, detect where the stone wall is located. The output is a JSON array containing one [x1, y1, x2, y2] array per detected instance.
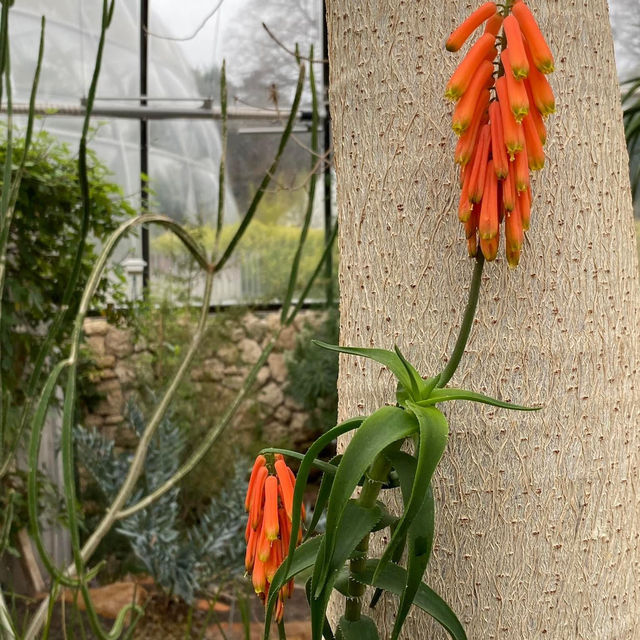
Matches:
[[82, 310, 327, 453]]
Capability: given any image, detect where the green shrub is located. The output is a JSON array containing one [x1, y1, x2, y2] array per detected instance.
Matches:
[[0, 127, 134, 408], [75, 400, 248, 601]]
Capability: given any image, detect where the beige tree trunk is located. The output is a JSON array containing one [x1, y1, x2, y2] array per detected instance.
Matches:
[[326, 1, 640, 638]]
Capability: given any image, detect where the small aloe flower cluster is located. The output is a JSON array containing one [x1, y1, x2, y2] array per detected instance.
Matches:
[[245, 454, 303, 622], [445, 0, 555, 267]]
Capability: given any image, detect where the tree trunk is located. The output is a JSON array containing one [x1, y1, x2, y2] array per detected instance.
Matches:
[[326, 1, 640, 638]]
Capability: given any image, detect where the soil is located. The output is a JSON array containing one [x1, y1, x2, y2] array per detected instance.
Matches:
[[10, 581, 312, 640]]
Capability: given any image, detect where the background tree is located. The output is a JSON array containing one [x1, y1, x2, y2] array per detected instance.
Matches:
[[326, 1, 640, 638]]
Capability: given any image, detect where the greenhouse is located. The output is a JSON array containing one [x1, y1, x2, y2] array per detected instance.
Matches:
[[1, 1, 640, 639]]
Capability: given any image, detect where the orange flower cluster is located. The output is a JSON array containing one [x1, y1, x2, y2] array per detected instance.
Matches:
[[445, 1, 554, 267], [245, 454, 303, 622]]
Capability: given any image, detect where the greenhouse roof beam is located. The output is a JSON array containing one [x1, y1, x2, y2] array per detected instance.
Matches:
[[1, 102, 319, 122]]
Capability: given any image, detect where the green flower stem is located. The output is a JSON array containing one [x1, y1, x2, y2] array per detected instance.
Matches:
[[344, 454, 392, 622], [437, 254, 484, 388]]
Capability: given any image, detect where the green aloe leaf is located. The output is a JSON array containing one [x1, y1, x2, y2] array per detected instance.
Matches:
[[387, 451, 436, 640], [419, 388, 540, 411], [371, 500, 399, 532], [310, 500, 383, 640], [336, 616, 380, 640], [305, 454, 342, 540], [393, 345, 423, 399], [369, 518, 406, 609], [351, 560, 467, 640], [305, 579, 335, 640], [373, 405, 447, 585], [314, 406, 418, 596], [313, 341, 425, 402]]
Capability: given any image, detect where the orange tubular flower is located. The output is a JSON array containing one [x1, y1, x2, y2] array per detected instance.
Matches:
[[489, 102, 509, 179], [446, 2, 497, 52], [275, 458, 295, 521], [252, 557, 267, 595], [465, 207, 479, 258], [278, 507, 291, 554], [468, 124, 491, 203], [257, 521, 272, 563], [502, 15, 529, 78], [455, 91, 489, 165], [524, 80, 547, 143], [480, 233, 499, 262], [502, 168, 516, 212], [514, 148, 530, 192], [265, 538, 282, 583], [249, 465, 268, 530], [452, 60, 494, 135], [458, 170, 473, 223], [495, 77, 524, 158], [512, 1, 554, 73], [445, 33, 496, 101], [505, 205, 524, 268], [263, 475, 280, 541], [245, 527, 258, 572], [524, 41, 555, 116], [500, 49, 529, 122], [244, 455, 304, 623], [484, 13, 503, 36], [479, 160, 499, 240], [245, 455, 266, 511], [522, 113, 545, 170]]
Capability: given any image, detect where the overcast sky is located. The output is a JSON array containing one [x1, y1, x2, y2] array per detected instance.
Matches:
[[149, 0, 640, 79]]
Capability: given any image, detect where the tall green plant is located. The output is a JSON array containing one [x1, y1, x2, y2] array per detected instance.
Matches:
[[0, 3, 335, 635]]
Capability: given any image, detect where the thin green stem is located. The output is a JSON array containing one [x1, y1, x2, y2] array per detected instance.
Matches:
[[344, 454, 391, 622], [214, 62, 305, 273], [213, 59, 227, 260], [437, 254, 484, 388], [280, 46, 319, 323]]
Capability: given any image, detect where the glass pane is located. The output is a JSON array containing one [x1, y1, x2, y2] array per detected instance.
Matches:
[[609, 0, 640, 80], [9, 0, 330, 305]]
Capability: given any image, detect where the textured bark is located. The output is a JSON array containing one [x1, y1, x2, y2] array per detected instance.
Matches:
[[326, 1, 640, 638]]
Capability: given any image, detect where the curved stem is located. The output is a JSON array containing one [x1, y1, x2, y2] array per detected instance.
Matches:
[[437, 254, 484, 388], [116, 332, 278, 520]]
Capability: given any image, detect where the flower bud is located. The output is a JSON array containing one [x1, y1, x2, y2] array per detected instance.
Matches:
[[503, 15, 529, 78], [445, 33, 496, 101], [446, 2, 498, 52], [512, 2, 554, 73]]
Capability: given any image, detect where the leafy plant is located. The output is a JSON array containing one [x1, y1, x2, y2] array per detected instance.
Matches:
[[75, 399, 249, 603], [0, 126, 134, 408], [256, 326, 541, 640]]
